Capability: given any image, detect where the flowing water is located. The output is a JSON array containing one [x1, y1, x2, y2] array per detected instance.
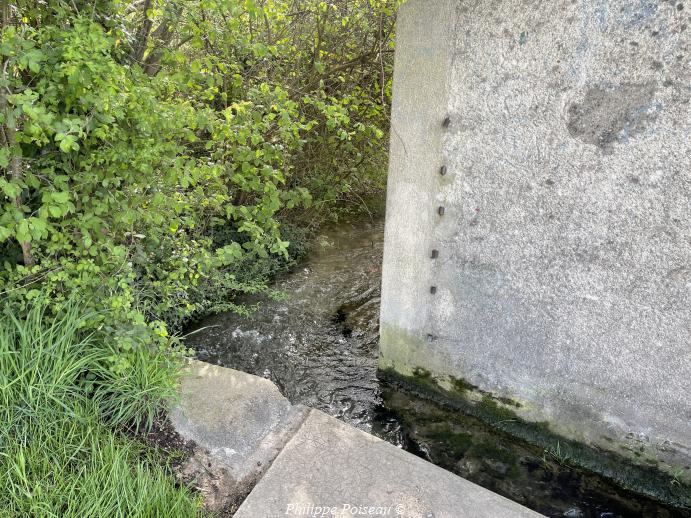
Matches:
[[189, 219, 385, 428], [185, 219, 689, 518]]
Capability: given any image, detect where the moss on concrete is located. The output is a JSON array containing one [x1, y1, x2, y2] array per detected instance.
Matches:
[[426, 424, 474, 456], [379, 367, 691, 511], [378, 325, 433, 376], [449, 376, 478, 394]]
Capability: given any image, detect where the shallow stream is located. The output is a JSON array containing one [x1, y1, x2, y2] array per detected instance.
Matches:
[[186, 219, 689, 518]]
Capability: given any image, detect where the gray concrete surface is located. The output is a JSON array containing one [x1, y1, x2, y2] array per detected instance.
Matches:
[[235, 409, 542, 518], [380, 0, 691, 475], [170, 360, 309, 485]]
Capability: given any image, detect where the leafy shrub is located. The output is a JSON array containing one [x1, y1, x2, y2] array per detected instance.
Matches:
[[1, 17, 304, 365], [1, 1, 398, 370]]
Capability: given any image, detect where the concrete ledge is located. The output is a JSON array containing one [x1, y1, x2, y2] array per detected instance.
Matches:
[[170, 360, 310, 485], [235, 408, 543, 517]]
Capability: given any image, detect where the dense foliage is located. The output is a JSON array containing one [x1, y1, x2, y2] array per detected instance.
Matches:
[[1, 0, 398, 367]]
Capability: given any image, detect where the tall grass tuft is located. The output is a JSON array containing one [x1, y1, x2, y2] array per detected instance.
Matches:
[[0, 298, 201, 517]]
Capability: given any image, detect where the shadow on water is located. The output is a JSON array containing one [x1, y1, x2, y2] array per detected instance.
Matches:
[[185, 219, 690, 518]]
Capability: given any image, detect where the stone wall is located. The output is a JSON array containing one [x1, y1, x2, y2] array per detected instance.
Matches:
[[380, 0, 691, 476]]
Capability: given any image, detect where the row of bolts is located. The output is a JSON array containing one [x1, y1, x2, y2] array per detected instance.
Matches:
[[430, 115, 451, 297]]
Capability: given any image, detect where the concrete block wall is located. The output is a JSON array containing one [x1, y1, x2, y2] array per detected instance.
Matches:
[[380, 0, 691, 474]]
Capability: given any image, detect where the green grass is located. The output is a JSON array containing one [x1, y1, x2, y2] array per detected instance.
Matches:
[[0, 299, 201, 517]]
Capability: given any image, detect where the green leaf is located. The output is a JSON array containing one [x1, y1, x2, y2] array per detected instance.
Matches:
[[16, 219, 30, 243], [58, 135, 79, 153], [0, 148, 9, 168], [25, 289, 41, 300], [0, 179, 21, 199], [0, 225, 11, 241], [29, 217, 47, 239], [48, 205, 63, 218], [215, 242, 244, 266], [52, 192, 70, 204]]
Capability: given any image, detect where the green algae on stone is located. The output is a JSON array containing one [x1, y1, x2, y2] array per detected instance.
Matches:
[[378, 368, 691, 511]]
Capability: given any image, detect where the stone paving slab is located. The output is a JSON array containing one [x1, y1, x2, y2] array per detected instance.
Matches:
[[170, 360, 309, 485], [235, 409, 544, 518]]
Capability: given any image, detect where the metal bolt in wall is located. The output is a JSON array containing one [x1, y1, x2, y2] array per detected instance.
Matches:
[[427, 115, 451, 340]]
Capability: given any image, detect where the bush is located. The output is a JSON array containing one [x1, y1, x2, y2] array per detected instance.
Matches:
[[1, 1, 398, 354]]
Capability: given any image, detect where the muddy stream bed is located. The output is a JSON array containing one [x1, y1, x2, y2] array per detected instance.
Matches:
[[186, 219, 689, 518]]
